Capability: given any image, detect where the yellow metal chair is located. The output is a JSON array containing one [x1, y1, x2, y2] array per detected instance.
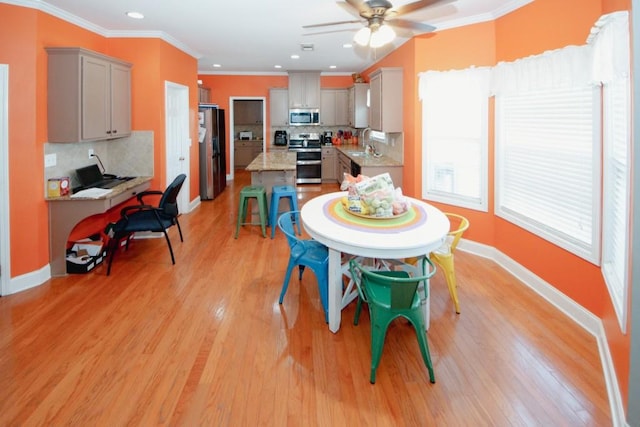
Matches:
[[430, 213, 469, 314]]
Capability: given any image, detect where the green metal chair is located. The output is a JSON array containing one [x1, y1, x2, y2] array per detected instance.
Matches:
[[349, 257, 437, 384]]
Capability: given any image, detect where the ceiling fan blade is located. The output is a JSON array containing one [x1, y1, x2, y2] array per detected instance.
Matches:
[[303, 28, 359, 36], [392, 0, 455, 17], [303, 19, 362, 29], [386, 18, 436, 33], [344, 0, 369, 14]]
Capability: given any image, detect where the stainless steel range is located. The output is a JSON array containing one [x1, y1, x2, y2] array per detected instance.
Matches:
[[289, 132, 322, 184]]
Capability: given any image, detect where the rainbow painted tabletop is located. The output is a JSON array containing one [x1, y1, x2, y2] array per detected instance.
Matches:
[[301, 191, 449, 333]]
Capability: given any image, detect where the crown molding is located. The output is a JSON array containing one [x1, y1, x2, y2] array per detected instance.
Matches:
[[2, 0, 201, 59]]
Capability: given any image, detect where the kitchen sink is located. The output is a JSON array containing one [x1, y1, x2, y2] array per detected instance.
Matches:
[[346, 151, 368, 157]]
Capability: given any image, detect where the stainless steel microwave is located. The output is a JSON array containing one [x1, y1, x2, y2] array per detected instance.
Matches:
[[289, 108, 320, 126]]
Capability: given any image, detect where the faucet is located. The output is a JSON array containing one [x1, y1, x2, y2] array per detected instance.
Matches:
[[361, 127, 371, 148]]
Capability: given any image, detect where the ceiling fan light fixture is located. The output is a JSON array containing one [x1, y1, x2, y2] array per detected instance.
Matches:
[[370, 24, 395, 48], [354, 27, 372, 46]]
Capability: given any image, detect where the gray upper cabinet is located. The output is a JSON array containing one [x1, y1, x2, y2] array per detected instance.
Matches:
[[269, 88, 289, 126], [46, 47, 132, 143], [288, 71, 320, 109], [369, 67, 402, 133], [348, 83, 369, 129], [320, 89, 348, 126]]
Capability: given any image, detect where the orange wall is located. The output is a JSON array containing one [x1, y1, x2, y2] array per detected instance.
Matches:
[[1, 4, 198, 274]]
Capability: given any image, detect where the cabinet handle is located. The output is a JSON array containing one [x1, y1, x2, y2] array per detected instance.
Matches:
[[112, 130, 117, 133], [106, 130, 112, 134]]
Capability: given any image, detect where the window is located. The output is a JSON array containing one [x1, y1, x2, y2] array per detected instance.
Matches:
[[494, 45, 601, 264], [592, 11, 631, 332], [419, 68, 490, 211]]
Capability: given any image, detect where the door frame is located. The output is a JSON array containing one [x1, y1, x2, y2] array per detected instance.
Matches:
[[0, 64, 10, 296], [165, 81, 190, 214], [229, 96, 266, 181]]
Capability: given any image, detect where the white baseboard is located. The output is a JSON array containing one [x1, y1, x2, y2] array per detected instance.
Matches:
[[6, 264, 50, 295], [458, 239, 627, 427], [188, 196, 201, 213]]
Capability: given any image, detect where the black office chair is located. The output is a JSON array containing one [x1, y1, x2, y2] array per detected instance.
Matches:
[[104, 174, 186, 275]]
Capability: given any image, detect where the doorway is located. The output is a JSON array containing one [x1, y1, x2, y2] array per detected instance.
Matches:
[[0, 65, 9, 295], [165, 81, 190, 214], [229, 97, 266, 181]]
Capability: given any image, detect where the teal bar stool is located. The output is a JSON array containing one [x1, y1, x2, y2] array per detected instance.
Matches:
[[269, 185, 301, 239], [235, 185, 268, 238]]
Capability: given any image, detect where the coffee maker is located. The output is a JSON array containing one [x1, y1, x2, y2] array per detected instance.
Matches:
[[274, 130, 287, 146], [323, 131, 333, 145]]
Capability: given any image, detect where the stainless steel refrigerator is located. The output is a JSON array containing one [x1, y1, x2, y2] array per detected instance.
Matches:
[[198, 104, 226, 200]]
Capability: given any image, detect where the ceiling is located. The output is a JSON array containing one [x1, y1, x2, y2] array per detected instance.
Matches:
[[34, 0, 532, 75]]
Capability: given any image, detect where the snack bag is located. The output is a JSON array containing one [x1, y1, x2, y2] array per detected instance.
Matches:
[[354, 173, 396, 217]]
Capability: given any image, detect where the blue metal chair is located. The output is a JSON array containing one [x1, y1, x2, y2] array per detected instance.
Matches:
[[277, 211, 329, 322], [105, 174, 186, 275]]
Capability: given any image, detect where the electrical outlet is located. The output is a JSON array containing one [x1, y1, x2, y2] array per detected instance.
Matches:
[[44, 153, 57, 168], [88, 149, 94, 159]]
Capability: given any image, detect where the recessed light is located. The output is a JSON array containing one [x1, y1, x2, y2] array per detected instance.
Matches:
[[343, 43, 353, 48], [212, 64, 221, 68], [300, 44, 314, 52], [125, 11, 144, 19], [274, 65, 282, 69], [291, 54, 300, 59], [330, 65, 337, 69]]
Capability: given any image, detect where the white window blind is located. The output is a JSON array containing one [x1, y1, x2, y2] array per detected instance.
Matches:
[[495, 85, 601, 264], [592, 11, 631, 332], [419, 67, 490, 211]]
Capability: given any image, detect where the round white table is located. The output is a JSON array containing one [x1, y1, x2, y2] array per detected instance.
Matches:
[[301, 191, 450, 333]]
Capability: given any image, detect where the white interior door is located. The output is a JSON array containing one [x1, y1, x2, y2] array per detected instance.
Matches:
[[165, 81, 190, 213], [0, 65, 10, 295]]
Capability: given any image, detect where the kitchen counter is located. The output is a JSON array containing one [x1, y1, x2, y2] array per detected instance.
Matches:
[[246, 152, 297, 219], [335, 146, 403, 167], [246, 151, 296, 172]]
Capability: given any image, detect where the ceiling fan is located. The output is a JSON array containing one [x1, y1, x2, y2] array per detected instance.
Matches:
[[303, 0, 451, 48]]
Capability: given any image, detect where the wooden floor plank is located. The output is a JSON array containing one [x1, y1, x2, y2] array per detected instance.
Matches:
[[0, 169, 611, 426]]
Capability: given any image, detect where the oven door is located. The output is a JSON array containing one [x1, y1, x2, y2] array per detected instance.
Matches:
[[294, 150, 322, 184]]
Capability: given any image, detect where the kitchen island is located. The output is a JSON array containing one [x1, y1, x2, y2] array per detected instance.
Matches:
[[246, 151, 297, 211]]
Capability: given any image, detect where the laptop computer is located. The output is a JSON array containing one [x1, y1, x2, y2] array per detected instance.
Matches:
[[75, 164, 124, 189]]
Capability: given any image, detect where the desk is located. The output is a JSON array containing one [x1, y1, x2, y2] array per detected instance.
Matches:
[[300, 191, 449, 333], [46, 177, 152, 277]]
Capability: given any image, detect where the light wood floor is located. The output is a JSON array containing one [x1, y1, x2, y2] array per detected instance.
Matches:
[[0, 170, 611, 426]]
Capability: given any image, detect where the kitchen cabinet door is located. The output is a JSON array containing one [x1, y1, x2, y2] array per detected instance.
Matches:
[[235, 100, 263, 125], [348, 83, 369, 129], [234, 140, 262, 168], [369, 68, 402, 133], [335, 89, 349, 126], [288, 72, 320, 108], [322, 146, 337, 182], [270, 88, 289, 126], [321, 89, 348, 126], [47, 47, 132, 143]]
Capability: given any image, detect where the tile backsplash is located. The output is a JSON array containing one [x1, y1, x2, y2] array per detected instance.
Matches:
[[44, 131, 154, 190]]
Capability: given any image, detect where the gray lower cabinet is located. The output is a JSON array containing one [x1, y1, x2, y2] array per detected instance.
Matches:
[[321, 147, 336, 182], [46, 47, 132, 143], [234, 140, 263, 168], [337, 151, 351, 183]]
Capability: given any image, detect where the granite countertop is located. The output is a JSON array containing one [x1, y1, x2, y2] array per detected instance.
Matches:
[[246, 151, 296, 172], [335, 146, 403, 167], [46, 176, 153, 201]]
